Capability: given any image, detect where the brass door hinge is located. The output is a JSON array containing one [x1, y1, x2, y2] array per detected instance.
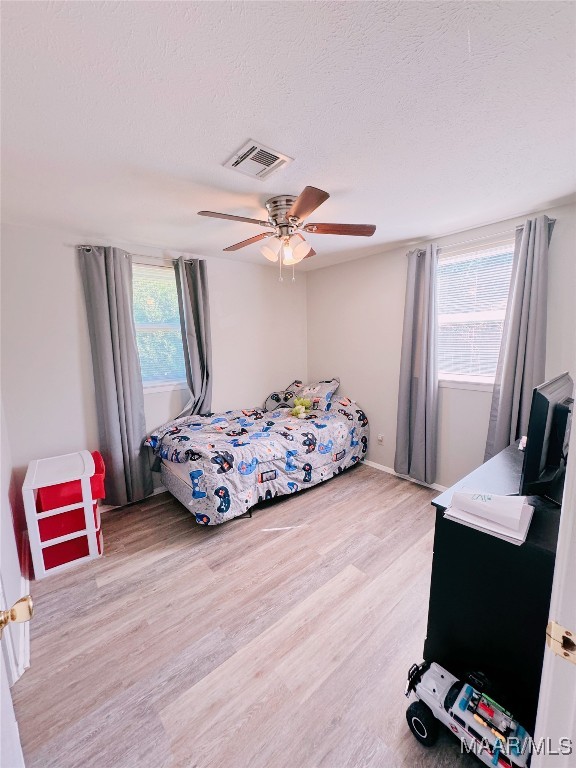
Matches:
[[546, 620, 576, 664]]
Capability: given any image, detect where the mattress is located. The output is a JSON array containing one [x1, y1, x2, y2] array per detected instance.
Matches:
[[161, 457, 196, 487]]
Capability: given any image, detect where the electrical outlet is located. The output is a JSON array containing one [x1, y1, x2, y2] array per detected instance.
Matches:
[[377, 434, 384, 444]]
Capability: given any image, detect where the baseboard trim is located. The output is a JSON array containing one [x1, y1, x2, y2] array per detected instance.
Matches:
[[363, 460, 447, 493]]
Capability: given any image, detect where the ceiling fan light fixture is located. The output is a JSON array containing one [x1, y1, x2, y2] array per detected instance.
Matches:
[[283, 235, 309, 265], [289, 234, 311, 263], [260, 236, 282, 262], [281, 238, 295, 266]]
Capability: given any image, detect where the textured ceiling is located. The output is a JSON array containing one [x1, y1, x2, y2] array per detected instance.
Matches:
[[2, 1, 575, 269]]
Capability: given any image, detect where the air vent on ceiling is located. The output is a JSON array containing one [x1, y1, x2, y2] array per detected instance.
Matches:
[[223, 140, 294, 180]]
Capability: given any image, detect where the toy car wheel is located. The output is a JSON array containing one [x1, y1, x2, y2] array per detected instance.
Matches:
[[406, 701, 439, 746]]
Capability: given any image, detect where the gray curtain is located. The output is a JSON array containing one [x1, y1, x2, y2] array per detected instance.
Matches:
[[79, 246, 153, 506], [394, 244, 439, 484], [175, 257, 212, 417], [484, 216, 555, 460]]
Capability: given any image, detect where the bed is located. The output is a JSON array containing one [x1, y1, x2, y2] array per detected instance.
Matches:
[[145, 396, 369, 525]]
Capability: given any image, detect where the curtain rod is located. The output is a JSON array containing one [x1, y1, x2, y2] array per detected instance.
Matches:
[[438, 228, 515, 251], [76, 246, 202, 263], [439, 216, 556, 252], [130, 253, 200, 265]]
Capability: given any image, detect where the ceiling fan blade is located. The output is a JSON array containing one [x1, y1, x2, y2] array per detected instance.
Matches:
[[223, 233, 272, 252], [287, 186, 330, 220], [198, 211, 272, 228], [303, 223, 376, 237]]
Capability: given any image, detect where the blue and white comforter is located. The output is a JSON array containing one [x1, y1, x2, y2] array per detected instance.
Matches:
[[145, 398, 369, 525]]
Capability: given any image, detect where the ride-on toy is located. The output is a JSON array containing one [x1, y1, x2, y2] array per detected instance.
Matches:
[[405, 662, 531, 767]]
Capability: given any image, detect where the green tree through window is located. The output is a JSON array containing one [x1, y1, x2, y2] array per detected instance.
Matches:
[[132, 264, 187, 385]]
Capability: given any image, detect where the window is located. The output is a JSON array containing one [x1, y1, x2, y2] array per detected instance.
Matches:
[[437, 238, 514, 381], [132, 263, 187, 387]]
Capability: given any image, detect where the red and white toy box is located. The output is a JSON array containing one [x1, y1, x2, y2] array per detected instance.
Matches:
[[22, 451, 105, 579]]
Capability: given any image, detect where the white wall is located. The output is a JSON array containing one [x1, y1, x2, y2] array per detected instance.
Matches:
[[435, 386, 493, 488], [544, 209, 576, 380], [0, 224, 307, 484], [1, 226, 99, 473], [307, 242, 407, 466], [207, 258, 307, 412], [307, 202, 576, 488]]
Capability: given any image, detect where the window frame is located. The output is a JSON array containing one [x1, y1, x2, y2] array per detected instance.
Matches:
[[438, 374, 495, 392], [436, 235, 515, 389], [132, 261, 188, 392], [142, 380, 189, 395]]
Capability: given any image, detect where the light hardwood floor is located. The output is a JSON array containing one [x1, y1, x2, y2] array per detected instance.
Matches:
[[12, 464, 476, 768]]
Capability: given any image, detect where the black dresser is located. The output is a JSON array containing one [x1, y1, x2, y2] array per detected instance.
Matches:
[[424, 443, 560, 733]]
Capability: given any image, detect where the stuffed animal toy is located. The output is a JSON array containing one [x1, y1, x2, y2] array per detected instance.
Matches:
[[291, 397, 312, 419]]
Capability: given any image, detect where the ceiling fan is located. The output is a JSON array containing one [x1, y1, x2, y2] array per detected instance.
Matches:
[[198, 186, 376, 266]]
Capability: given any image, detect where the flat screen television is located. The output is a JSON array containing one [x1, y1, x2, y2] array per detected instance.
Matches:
[[520, 372, 574, 505]]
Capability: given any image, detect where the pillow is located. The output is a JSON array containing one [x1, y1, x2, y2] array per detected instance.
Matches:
[[298, 378, 340, 411], [285, 379, 305, 394], [264, 389, 297, 412], [334, 395, 356, 408]]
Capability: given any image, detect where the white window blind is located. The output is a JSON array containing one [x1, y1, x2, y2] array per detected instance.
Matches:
[[437, 236, 515, 379], [132, 264, 187, 386]]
